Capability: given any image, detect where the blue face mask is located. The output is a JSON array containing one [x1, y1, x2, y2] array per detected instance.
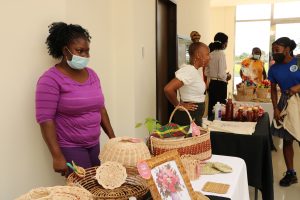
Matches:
[[66, 48, 89, 70], [253, 54, 260, 60]]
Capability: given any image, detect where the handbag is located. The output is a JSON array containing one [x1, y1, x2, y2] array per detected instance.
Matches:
[[273, 93, 300, 141]]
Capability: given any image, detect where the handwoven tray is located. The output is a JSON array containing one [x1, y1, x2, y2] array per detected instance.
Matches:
[[202, 181, 230, 194], [67, 167, 148, 200]]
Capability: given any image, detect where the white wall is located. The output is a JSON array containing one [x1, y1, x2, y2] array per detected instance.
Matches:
[[177, 0, 211, 44], [0, 0, 156, 199]]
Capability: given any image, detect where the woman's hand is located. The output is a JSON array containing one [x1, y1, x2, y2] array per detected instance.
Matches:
[[273, 107, 282, 122], [53, 154, 68, 176], [287, 84, 300, 96], [226, 72, 232, 81], [180, 102, 198, 111]]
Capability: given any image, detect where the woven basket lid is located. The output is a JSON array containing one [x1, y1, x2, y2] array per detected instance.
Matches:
[[95, 161, 127, 189], [15, 186, 92, 200], [99, 137, 151, 167]]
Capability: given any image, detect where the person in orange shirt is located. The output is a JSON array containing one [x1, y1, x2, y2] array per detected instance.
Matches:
[[240, 47, 267, 84]]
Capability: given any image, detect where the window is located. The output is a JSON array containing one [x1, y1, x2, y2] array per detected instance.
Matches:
[[276, 23, 300, 55], [236, 4, 271, 20], [234, 21, 270, 86], [274, 1, 300, 19]]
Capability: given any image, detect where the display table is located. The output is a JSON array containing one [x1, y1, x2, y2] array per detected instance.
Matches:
[[210, 113, 274, 200], [192, 155, 249, 200]]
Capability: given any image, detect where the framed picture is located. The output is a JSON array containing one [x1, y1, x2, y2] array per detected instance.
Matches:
[[145, 150, 197, 200]]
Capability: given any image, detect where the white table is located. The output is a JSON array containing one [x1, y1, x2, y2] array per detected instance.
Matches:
[[191, 155, 250, 200], [234, 101, 273, 123]]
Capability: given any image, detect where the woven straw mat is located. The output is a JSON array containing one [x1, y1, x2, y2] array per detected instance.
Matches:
[[95, 161, 127, 189]]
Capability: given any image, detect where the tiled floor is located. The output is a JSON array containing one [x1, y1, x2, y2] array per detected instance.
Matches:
[[249, 137, 300, 200]]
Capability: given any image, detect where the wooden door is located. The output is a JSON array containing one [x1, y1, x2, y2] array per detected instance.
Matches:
[[156, 0, 177, 124]]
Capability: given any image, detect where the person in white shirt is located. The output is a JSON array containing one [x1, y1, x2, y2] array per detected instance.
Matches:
[[206, 32, 231, 120], [164, 41, 210, 126]]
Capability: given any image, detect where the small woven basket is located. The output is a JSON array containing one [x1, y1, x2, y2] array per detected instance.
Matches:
[[180, 155, 202, 180], [99, 137, 151, 167], [150, 106, 211, 161], [256, 87, 269, 99], [236, 85, 255, 101], [67, 166, 149, 200]]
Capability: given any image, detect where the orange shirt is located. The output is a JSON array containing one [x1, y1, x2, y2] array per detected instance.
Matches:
[[241, 58, 264, 84]]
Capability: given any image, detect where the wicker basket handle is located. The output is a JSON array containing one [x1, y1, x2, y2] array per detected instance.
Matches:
[[169, 105, 193, 123]]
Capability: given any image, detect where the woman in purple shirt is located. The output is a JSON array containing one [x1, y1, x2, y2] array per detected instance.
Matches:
[[35, 22, 115, 176]]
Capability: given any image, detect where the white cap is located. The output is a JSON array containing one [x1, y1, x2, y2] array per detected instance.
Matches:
[[129, 197, 137, 200]]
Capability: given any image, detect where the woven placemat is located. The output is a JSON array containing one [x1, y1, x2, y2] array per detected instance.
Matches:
[[202, 181, 230, 194], [201, 162, 232, 175], [95, 161, 127, 189]]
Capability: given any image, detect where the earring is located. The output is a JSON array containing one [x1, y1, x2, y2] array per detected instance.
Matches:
[[201, 59, 205, 67]]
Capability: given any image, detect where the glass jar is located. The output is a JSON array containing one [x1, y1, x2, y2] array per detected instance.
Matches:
[[247, 108, 253, 122], [237, 107, 244, 121], [253, 107, 259, 122]]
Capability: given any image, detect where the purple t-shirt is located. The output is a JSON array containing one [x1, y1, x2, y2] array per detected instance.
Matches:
[[35, 66, 105, 148]]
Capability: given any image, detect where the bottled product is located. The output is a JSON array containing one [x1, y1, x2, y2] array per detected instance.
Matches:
[[214, 102, 222, 120], [247, 108, 253, 122], [237, 107, 244, 121], [253, 107, 259, 122], [225, 93, 234, 121]]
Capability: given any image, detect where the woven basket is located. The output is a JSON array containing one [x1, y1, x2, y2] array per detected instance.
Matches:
[[67, 166, 148, 200], [15, 187, 51, 200], [180, 155, 202, 180], [99, 137, 151, 167], [236, 85, 255, 101], [16, 186, 93, 200], [256, 87, 269, 99], [150, 106, 211, 161]]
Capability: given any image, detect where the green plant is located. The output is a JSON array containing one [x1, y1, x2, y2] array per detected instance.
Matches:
[[135, 118, 162, 134]]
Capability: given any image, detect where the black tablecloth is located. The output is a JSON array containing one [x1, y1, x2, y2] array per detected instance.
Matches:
[[210, 113, 274, 200]]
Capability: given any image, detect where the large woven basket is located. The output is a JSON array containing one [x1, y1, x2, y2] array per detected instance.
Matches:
[[256, 87, 269, 99], [67, 166, 148, 200], [150, 106, 211, 161], [99, 137, 151, 167]]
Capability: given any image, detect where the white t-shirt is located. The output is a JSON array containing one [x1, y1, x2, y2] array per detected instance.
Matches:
[[175, 64, 206, 103]]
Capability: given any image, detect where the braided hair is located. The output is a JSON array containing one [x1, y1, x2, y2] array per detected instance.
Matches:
[[46, 22, 91, 59]]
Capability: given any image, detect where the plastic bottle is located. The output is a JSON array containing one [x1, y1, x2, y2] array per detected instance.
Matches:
[[225, 93, 234, 121], [214, 102, 222, 120]]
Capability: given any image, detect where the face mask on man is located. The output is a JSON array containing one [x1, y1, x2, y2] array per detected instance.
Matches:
[[272, 53, 285, 63], [66, 48, 89, 70], [253, 54, 260, 60]]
